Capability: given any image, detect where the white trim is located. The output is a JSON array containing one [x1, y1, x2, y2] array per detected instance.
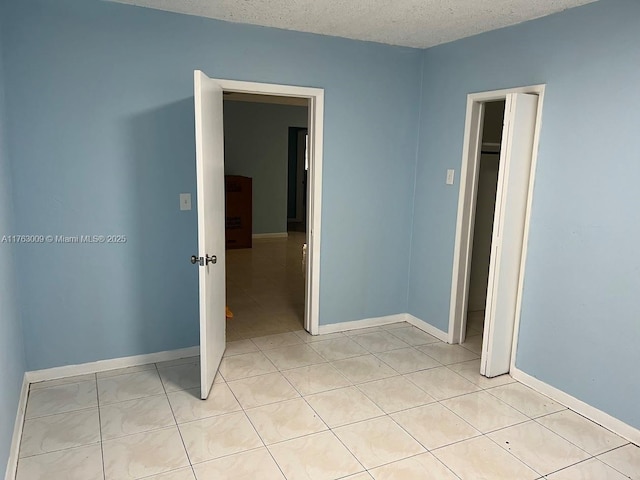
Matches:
[[317, 313, 449, 343], [448, 84, 546, 372], [4, 375, 28, 480], [447, 98, 483, 344], [212, 78, 323, 337], [25, 346, 199, 384], [512, 367, 640, 446], [405, 314, 450, 343], [318, 314, 406, 335], [306, 92, 323, 336], [252, 232, 288, 239]]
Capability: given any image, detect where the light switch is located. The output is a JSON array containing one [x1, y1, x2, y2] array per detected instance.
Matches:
[[446, 169, 455, 185], [179, 193, 192, 211]]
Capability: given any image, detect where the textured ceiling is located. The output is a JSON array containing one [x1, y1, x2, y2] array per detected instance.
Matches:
[[112, 0, 597, 48]]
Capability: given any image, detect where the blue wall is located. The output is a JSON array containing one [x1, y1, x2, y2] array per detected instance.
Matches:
[[0, 9, 26, 475], [409, 0, 640, 428], [1, 0, 422, 369], [223, 101, 308, 235]]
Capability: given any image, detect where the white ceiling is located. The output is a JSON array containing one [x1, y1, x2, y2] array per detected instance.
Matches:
[[112, 0, 597, 48]]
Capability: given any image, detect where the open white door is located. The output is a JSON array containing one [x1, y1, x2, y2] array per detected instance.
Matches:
[[304, 101, 316, 334], [481, 93, 538, 377], [193, 70, 226, 399]]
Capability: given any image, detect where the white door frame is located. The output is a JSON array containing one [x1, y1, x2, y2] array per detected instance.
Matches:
[[448, 84, 545, 372], [214, 78, 324, 335]]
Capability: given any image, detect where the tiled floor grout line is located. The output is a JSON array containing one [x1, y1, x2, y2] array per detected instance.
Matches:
[[153, 362, 194, 478], [595, 444, 637, 478], [94, 373, 107, 480], [363, 450, 463, 480], [316, 411, 369, 478], [222, 361, 296, 480], [470, 427, 550, 477]]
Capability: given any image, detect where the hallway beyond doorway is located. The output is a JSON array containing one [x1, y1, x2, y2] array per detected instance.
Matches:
[[226, 233, 306, 341]]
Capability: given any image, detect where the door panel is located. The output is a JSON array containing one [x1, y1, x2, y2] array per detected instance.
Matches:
[[482, 93, 538, 377], [194, 70, 226, 399]]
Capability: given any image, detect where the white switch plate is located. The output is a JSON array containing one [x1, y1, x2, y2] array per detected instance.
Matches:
[[446, 169, 455, 185], [179, 193, 192, 211]]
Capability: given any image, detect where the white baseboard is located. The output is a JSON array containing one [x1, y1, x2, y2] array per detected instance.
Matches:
[[405, 314, 450, 343], [252, 232, 288, 239], [317, 313, 450, 342], [318, 314, 406, 335], [512, 367, 640, 446], [4, 375, 28, 480], [25, 346, 199, 384]]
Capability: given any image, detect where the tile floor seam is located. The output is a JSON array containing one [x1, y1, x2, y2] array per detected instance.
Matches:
[[154, 363, 191, 473], [99, 392, 169, 408], [435, 395, 530, 435], [375, 411, 439, 454], [402, 380, 482, 404], [540, 455, 601, 479], [351, 378, 436, 415], [262, 443, 290, 480], [27, 377, 96, 391], [481, 423, 592, 478], [254, 423, 334, 449], [96, 364, 157, 380], [363, 450, 463, 480], [187, 444, 265, 467], [482, 383, 568, 418], [240, 409, 269, 448], [17, 439, 103, 461], [540, 458, 593, 479], [371, 351, 443, 375], [133, 465, 196, 480], [437, 390, 534, 435], [477, 377, 516, 391], [307, 409, 388, 431], [531, 414, 618, 458], [94, 372, 108, 480], [460, 415, 537, 438], [221, 370, 285, 459], [596, 444, 638, 479], [540, 409, 632, 444], [324, 427, 369, 475], [21, 404, 98, 421]]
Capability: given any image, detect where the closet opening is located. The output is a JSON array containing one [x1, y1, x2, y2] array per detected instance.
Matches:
[[449, 85, 545, 378], [462, 101, 505, 357]]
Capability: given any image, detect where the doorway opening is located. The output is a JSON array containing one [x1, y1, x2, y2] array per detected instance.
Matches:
[[287, 126, 309, 234], [462, 100, 505, 357], [193, 73, 324, 398], [449, 85, 545, 379], [223, 94, 309, 340]]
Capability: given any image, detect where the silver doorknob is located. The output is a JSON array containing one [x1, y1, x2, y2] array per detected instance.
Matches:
[[191, 255, 217, 266]]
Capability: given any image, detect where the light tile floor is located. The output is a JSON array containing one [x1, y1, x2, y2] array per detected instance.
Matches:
[[225, 233, 307, 341], [16, 323, 640, 479]]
